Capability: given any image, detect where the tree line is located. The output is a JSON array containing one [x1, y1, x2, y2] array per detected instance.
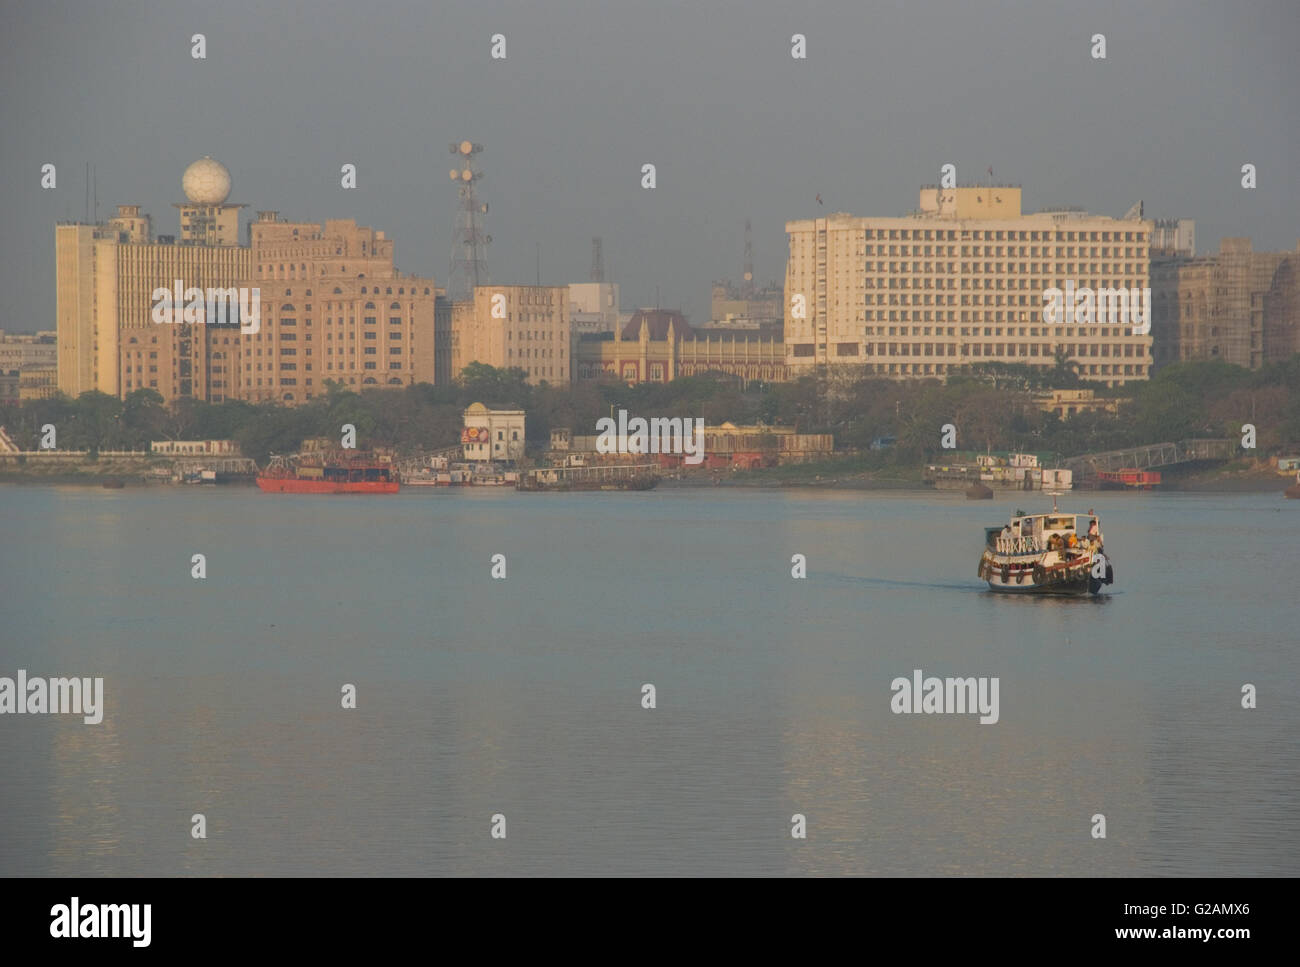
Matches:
[[2, 356, 1296, 466]]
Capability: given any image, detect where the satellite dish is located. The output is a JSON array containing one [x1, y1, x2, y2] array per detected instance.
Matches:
[[460, 141, 473, 155], [450, 169, 459, 179], [461, 169, 473, 181]]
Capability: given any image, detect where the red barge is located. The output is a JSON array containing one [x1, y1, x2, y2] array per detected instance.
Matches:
[[1096, 468, 1161, 490], [256, 450, 399, 494]]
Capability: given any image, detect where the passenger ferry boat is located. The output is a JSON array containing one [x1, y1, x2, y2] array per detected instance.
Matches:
[[977, 497, 1114, 595]]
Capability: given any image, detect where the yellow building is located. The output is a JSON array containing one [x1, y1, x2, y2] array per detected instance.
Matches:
[[784, 185, 1154, 385], [451, 285, 572, 385]]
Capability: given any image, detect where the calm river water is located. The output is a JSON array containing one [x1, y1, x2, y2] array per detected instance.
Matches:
[[1, 485, 1296, 875]]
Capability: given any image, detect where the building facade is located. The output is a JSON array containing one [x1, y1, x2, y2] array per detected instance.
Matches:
[[568, 282, 620, 335], [784, 185, 1155, 386], [239, 212, 439, 402], [451, 285, 572, 385], [461, 402, 525, 462], [1150, 238, 1300, 369], [575, 309, 786, 384]]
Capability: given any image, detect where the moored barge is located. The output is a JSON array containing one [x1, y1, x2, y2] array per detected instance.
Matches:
[[256, 450, 399, 494]]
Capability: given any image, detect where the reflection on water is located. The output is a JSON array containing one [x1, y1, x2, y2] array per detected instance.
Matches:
[[0, 486, 1296, 875]]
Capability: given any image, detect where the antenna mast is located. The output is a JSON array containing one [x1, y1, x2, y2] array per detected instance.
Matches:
[[447, 141, 490, 302]]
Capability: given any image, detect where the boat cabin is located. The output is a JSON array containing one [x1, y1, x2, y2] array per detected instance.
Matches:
[[986, 513, 1100, 553]]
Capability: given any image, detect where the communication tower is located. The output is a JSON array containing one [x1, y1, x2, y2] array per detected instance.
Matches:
[[448, 141, 491, 301]]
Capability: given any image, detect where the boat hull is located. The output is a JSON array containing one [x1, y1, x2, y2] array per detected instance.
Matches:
[[256, 477, 399, 494], [985, 575, 1094, 595], [978, 552, 1111, 595]]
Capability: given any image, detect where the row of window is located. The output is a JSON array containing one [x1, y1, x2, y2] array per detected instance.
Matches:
[[863, 325, 1142, 339], [850, 262, 1142, 275], [852, 229, 1147, 243], [851, 245, 1144, 258], [508, 348, 563, 359], [851, 342, 1144, 358]]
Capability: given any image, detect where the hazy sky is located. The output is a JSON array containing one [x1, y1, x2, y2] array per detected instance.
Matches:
[[3, 0, 1297, 330]]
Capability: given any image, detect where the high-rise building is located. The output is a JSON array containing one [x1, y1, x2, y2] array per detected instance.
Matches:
[[57, 195, 253, 401], [784, 185, 1155, 385]]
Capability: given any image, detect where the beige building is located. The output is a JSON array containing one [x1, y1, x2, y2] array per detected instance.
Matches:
[[57, 160, 254, 402], [451, 285, 571, 385], [18, 365, 57, 401], [57, 212, 252, 402], [1150, 238, 1300, 370], [239, 212, 439, 402], [1033, 388, 1120, 419], [0, 330, 57, 371], [462, 402, 525, 462], [57, 158, 445, 405], [784, 185, 1154, 385]]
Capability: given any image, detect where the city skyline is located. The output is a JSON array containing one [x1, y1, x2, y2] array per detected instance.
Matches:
[[3, 0, 1298, 332]]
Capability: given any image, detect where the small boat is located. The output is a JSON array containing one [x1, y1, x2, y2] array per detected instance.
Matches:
[[1286, 471, 1300, 499], [401, 467, 441, 487], [965, 482, 993, 500], [101, 479, 125, 489], [977, 496, 1114, 595]]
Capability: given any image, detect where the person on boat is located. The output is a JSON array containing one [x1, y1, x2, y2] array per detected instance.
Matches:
[[1000, 524, 1012, 551], [1067, 531, 1079, 549]]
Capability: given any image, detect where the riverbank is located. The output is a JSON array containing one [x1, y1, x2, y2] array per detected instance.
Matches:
[[668, 454, 1294, 493]]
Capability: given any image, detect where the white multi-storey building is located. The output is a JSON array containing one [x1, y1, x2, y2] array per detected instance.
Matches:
[[784, 186, 1154, 386]]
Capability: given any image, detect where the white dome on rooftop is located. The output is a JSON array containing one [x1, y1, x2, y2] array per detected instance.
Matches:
[[182, 156, 231, 205]]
